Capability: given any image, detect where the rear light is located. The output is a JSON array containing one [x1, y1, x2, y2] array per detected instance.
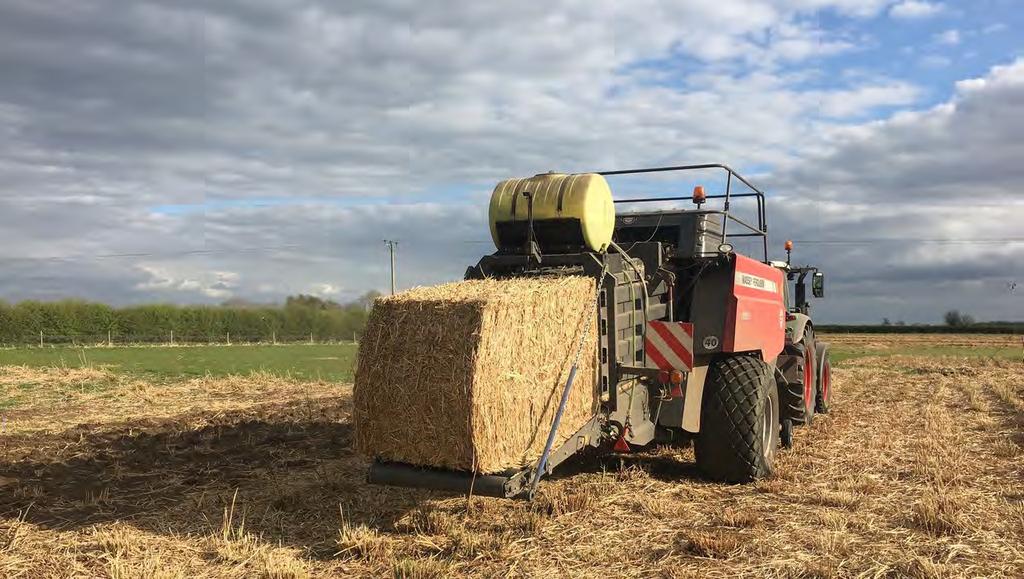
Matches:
[[669, 370, 685, 398], [786, 313, 797, 321], [658, 370, 670, 384]]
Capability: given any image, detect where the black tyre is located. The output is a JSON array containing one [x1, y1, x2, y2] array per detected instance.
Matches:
[[695, 355, 779, 483], [779, 328, 816, 426], [815, 344, 832, 414]]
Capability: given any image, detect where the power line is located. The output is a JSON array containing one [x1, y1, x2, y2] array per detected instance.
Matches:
[[0, 237, 1021, 264], [791, 238, 1024, 245], [463, 237, 1024, 246], [0, 244, 308, 263]]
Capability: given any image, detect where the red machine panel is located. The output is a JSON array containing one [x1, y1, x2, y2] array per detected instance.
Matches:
[[723, 254, 785, 360]]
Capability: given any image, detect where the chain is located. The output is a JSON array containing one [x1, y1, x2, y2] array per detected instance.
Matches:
[[569, 259, 609, 368]]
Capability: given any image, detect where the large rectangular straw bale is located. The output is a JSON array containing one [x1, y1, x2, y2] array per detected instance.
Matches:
[[353, 276, 597, 474]]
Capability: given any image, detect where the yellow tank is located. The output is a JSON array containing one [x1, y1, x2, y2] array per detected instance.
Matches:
[[488, 173, 615, 253]]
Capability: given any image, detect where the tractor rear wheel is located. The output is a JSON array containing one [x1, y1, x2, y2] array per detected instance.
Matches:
[[780, 328, 816, 426], [695, 355, 778, 483], [815, 346, 832, 413]]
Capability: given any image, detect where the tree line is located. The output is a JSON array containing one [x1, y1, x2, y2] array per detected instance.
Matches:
[[0, 292, 381, 345], [818, 310, 1022, 334]]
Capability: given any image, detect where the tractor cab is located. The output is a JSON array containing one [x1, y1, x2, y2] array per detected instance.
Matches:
[[774, 240, 826, 316]]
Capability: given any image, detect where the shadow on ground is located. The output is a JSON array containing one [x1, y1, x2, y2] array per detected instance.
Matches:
[[0, 396, 724, 560], [549, 444, 704, 483], [0, 399, 451, 558]]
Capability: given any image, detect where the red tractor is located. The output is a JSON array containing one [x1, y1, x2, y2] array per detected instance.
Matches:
[[369, 164, 831, 498], [774, 245, 831, 448]]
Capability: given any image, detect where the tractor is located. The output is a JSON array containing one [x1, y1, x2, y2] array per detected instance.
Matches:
[[369, 163, 831, 498], [773, 243, 831, 448]]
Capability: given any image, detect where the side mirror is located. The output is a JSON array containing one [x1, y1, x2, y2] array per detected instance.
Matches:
[[812, 272, 825, 298]]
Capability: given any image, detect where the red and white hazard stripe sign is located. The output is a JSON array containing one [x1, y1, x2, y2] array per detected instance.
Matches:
[[645, 321, 694, 371]]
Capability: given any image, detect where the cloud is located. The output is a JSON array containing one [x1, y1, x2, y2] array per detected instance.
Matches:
[[310, 283, 342, 297], [934, 29, 960, 45], [920, 55, 953, 68], [0, 0, 1019, 324], [0, 0, 900, 209], [889, 1, 945, 19], [762, 59, 1024, 322], [815, 82, 920, 118], [134, 266, 240, 300], [774, 59, 1024, 203]]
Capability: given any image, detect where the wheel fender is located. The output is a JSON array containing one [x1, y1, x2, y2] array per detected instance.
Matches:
[[785, 313, 812, 346], [815, 341, 830, 384], [681, 363, 709, 433]]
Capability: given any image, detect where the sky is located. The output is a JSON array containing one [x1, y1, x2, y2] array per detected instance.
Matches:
[[0, 0, 1021, 323]]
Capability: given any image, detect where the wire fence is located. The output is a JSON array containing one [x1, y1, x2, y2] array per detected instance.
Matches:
[[1, 331, 361, 348]]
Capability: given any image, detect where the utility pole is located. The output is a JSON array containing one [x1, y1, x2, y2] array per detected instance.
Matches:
[[384, 240, 398, 295]]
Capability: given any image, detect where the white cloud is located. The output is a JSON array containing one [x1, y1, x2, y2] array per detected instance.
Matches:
[[889, 1, 945, 19], [954, 58, 1024, 93], [133, 266, 240, 300], [815, 82, 920, 117], [763, 58, 1024, 321], [920, 55, 953, 68], [776, 58, 1024, 202], [934, 29, 960, 45], [0, 0, 1018, 323], [310, 283, 341, 297], [764, 21, 857, 62], [134, 266, 176, 291]]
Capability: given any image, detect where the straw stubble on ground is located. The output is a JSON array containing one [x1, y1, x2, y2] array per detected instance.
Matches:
[[0, 340, 1022, 577]]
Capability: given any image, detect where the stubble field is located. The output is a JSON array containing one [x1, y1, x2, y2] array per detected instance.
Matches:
[[0, 334, 1021, 578]]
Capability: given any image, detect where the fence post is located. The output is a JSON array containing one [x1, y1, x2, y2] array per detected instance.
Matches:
[[227, 332, 231, 345], [108, 329, 112, 347], [170, 330, 174, 345], [310, 332, 314, 345], [39, 330, 43, 347], [272, 330, 276, 345]]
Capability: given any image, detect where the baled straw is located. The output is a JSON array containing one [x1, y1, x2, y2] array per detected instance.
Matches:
[[353, 276, 597, 473]]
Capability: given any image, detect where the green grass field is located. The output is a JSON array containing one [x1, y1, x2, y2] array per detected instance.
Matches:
[[0, 335, 1019, 382], [0, 343, 359, 381], [827, 345, 1021, 364]]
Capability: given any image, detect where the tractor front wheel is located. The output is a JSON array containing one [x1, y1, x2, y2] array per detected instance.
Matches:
[[815, 345, 833, 413], [695, 355, 779, 483]]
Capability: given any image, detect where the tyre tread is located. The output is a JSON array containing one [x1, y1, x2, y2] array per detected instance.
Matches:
[[695, 355, 775, 483]]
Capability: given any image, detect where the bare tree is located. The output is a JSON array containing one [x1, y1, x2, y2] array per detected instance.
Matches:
[[943, 310, 975, 328]]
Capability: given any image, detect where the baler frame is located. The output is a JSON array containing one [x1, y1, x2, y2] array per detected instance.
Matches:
[[368, 163, 797, 500], [602, 163, 769, 262]]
